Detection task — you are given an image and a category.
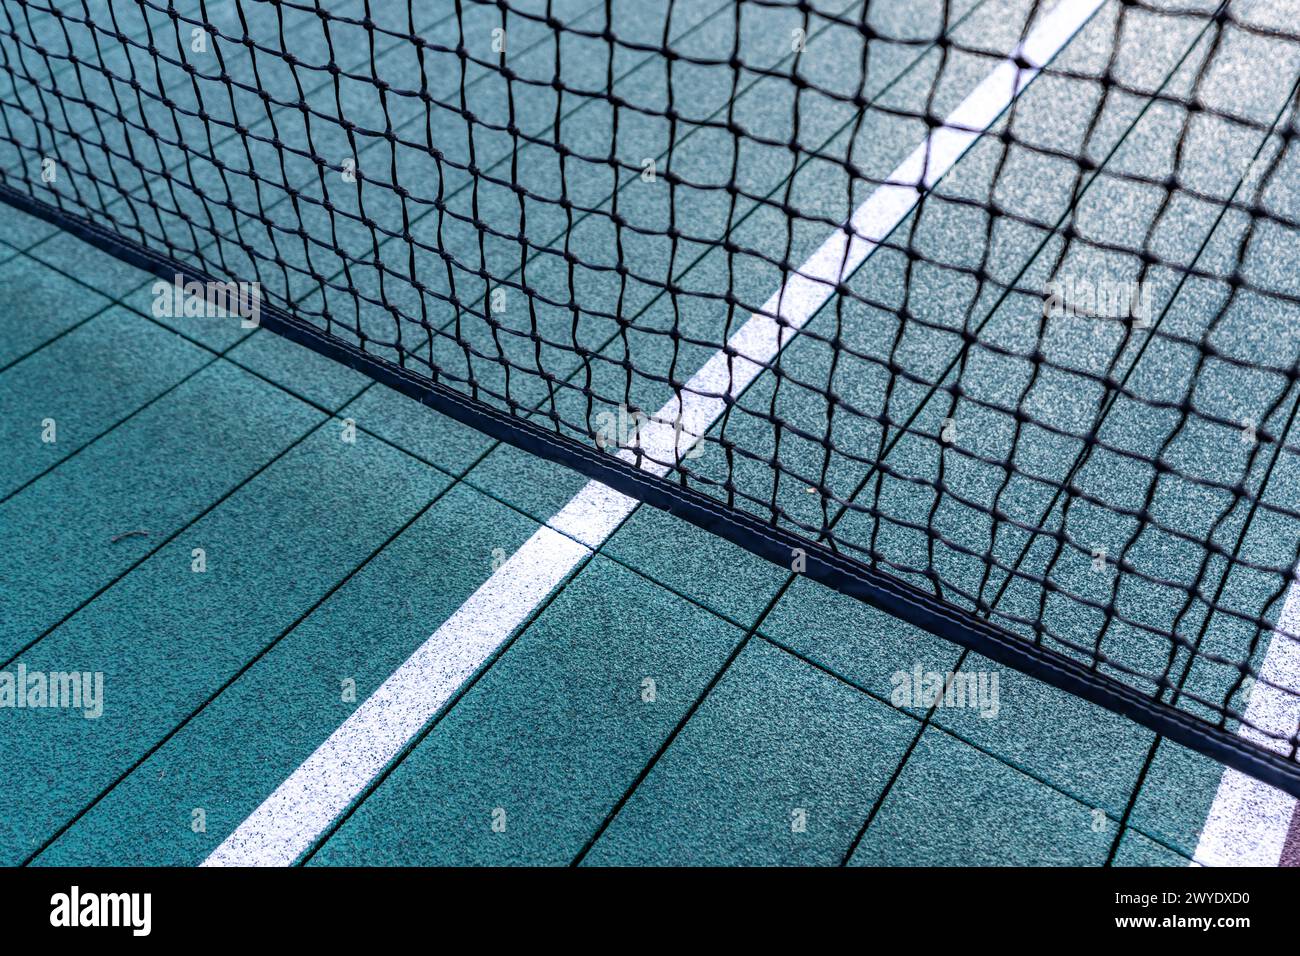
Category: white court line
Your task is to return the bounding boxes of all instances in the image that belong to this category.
[1192,574,1300,866]
[204,0,1108,867]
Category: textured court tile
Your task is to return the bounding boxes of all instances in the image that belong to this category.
[602,505,787,626]
[227,328,371,410]
[2,423,445,865]
[848,728,1113,865]
[0,307,209,497]
[0,205,57,252]
[931,652,1153,818]
[584,637,918,865]
[1111,828,1192,867]
[309,555,743,865]
[0,254,112,366]
[759,575,962,711]
[0,361,319,660]
[1125,739,1226,858]
[338,384,496,478]
[466,440,591,523]
[123,283,258,352]
[36,482,524,866]
[28,230,155,303]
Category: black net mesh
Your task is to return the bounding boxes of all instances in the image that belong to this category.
[4,0,1300,793]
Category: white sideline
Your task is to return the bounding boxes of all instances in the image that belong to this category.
[204,0,1108,866]
[1192,573,1300,866]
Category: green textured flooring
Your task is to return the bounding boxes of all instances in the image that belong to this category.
[0,201,1223,865]
[2,0,1297,866]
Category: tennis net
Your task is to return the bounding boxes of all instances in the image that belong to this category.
[5,0,1300,796]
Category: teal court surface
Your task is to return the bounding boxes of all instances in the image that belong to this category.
[2,0,1300,867]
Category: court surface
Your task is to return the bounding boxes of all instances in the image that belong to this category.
[1,0,1300,865]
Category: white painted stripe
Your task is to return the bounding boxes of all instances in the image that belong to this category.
[634,0,1107,471]
[205,0,1105,866]
[203,524,589,867]
[1193,573,1300,867]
